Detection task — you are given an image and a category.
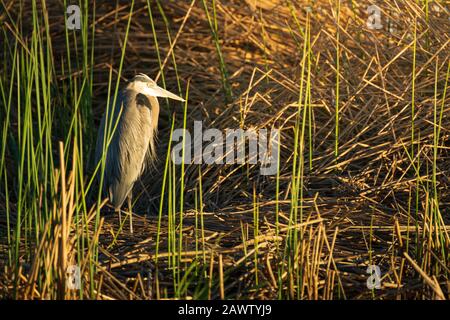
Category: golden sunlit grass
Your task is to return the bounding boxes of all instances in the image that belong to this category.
[0,0,449,299]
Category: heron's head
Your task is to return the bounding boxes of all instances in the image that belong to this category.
[129,73,185,102]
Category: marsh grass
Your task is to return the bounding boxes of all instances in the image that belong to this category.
[0,0,449,299]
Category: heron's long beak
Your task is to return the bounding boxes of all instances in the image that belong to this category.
[146,85,185,102]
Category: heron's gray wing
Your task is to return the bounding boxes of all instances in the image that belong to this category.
[94,91,130,208]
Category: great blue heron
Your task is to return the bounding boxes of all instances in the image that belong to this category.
[95,73,184,230]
